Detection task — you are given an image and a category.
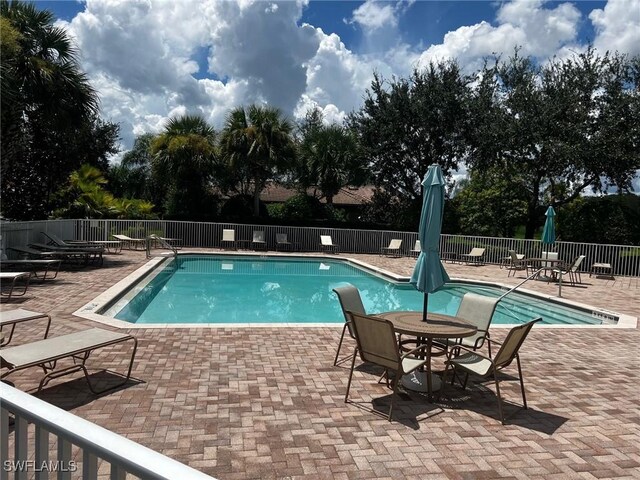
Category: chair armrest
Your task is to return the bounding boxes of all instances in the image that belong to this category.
[400,344,429,360]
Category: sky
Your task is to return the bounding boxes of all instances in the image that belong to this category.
[36,0,640,158]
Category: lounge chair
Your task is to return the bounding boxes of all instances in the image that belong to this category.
[252,230,266,250]
[0,272,31,301]
[275,233,293,251]
[332,285,366,366]
[29,243,103,266]
[440,318,541,424]
[0,309,51,347]
[0,259,61,282]
[344,311,430,422]
[320,235,339,253]
[530,251,559,278]
[42,231,101,249]
[221,229,236,250]
[0,327,138,393]
[552,255,586,285]
[112,234,146,250]
[460,247,485,265]
[506,250,527,277]
[410,240,421,257]
[380,239,402,257]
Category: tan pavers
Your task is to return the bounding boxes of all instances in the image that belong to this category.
[1,249,639,479]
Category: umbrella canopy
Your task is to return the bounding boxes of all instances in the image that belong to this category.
[410,164,450,322]
[541,206,556,254]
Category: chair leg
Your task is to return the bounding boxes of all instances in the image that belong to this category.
[344,347,358,403]
[516,355,528,409]
[493,373,505,424]
[333,323,350,366]
[388,372,400,421]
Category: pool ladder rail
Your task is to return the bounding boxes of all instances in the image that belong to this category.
[146,234,178,259]
[497,267,546,303]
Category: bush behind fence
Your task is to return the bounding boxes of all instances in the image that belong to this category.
[1,219,638,277]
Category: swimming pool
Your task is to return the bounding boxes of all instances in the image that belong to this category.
[102,255,604,326]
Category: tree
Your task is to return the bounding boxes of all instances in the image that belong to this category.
[1,0,106,219]
[466,48,640,238]
[453,167,528,237]
[298,123,366,204]
[150,115,217,220]
[109,133,161,203]
[54,164,155,219]
[219,104,296,217]
[348,61,470,227]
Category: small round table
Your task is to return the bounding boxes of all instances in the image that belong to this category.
[375,312,477,398]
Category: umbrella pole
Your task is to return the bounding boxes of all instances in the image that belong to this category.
[422,293,428,322]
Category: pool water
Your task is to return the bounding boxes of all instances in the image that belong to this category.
[108,255,602,325]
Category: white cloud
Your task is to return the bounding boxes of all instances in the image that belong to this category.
[417,0,581,71]
[52,0,638,162]
[350,1,398,30]
[590,0,640,56]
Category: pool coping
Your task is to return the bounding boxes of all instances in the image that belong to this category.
[74,251,638,329]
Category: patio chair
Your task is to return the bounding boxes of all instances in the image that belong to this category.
[275,233,293,251]
[552,255,586,285]
[440,318,541,424]
[460,247,485,265]
[380,239,402,257]
[320,235,339,253]
[437,292,500,357]
[344,311,430,422]
[0,327,138,394]
[0,272,31,301]
[252,230,266,250]
[112,234,146,250]
[506,250,527,277]
[410,240,421,257]
[332,285,366,366]
[0,309,51,347]
[221,229,236,250]
[0,259,61,282]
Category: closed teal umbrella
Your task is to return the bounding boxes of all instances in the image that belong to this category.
[541,206,556,247]
[410,164,450,322]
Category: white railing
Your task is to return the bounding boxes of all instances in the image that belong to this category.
[0,382,216,480]
[1,219,638,277]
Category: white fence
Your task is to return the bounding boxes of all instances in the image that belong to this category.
[0,382,216,480]
[1,219,638,277]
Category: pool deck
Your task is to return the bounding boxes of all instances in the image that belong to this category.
[2,249,639,479]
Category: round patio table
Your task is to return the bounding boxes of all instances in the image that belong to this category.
[375,311,476,399]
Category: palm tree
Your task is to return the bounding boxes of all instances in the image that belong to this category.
[220,104,295,216]
[1,0,99,219]
[298,124,365,204]
[150,115,217,220]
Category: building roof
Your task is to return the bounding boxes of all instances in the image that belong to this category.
[260,183,375,206]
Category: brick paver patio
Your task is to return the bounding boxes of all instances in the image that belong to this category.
[2,250,639,479]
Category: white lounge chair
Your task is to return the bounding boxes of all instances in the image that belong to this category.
[112,234,146,250]
[0,327,138,393]
[410,240,421,257]
[320,235,339,253]
[0,272,31,301]
[276,233,293,251]
[460,247,486,265]
[380,239,402,257]
[252,230,266,250]
[221,229,236,250]
[0,309,51,347]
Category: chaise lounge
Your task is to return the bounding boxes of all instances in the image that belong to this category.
[0,327,138,393]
